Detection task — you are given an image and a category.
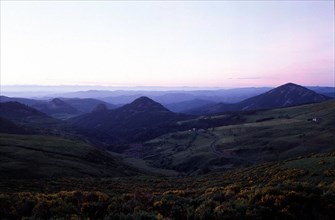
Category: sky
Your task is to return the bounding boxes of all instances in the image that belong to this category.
[1,1,334,88]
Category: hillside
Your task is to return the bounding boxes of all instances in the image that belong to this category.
[0,133,140,179]
[190,83,329,115]
[0,101,48,118]
[0,101,78,136]
[0,117,33,135]
[1,151,334,219]
[139,100,335,174]
[68,97,194,149]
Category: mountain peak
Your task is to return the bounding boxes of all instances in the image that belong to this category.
[277,82,304,89]
[269,83,317,96]
[282,82,299,86]
[51,98,67,106]
[132,96,155,103]
[243,83,328,110]
[127,96,169,111]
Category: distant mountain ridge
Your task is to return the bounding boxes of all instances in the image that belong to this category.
[32,98,80,117]
[2,85,332,110]
[189,83,330,115]
[0,96,40,106]
[47,87,273,104]
[0,96,116,118]
[307,86,335,98]
[59,97,116,112]
[164,99,216,113]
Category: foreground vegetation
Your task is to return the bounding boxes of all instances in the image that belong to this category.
[1,152,335,219]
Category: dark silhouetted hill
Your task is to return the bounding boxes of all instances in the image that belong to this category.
[0,101,78,136]
[68,97,193,149]
[0,101,49,118]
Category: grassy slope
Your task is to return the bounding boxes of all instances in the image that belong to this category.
[0,133,140,179]
[108,151,179,176]
[0,152,334,219]
[141,101,335,173]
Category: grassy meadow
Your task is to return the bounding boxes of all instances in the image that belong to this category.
[140,101,335,173]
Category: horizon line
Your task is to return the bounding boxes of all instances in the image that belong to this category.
[1,83,334,89]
